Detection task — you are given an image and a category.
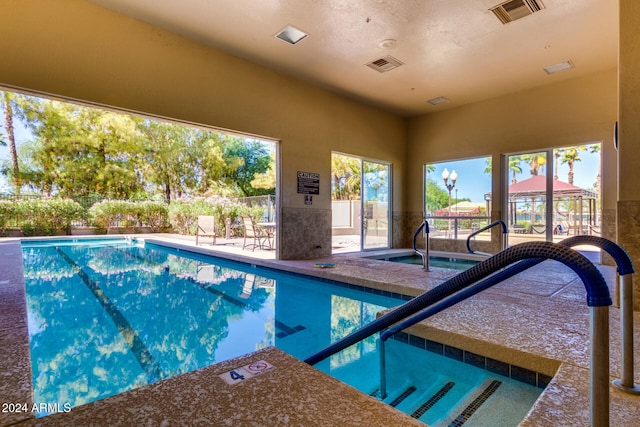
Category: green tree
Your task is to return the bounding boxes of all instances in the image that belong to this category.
[425,177,449,212]
[250,150,276,192]
[138,121,225,201]
[15,97,146,198]
[332,154,360,200]
[220,137,272,196]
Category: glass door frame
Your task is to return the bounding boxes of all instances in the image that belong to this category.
[360,158,392,251]
[501,149,554,244]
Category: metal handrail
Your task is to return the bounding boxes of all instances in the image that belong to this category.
[380,235,637,405]
[466,219,508,256]
[412,220,430,270]
[304,241,612,427]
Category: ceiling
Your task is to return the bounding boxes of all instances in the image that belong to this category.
[89,0,618,117]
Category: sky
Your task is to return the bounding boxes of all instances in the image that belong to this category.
[1,103,602,200]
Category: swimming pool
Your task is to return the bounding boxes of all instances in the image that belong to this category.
[22,238,542,424]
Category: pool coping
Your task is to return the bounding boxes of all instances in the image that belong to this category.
[2,236,640,426]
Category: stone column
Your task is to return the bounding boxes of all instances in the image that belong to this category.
[617,0,640,311]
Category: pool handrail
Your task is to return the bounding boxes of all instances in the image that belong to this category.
[412,219,430,270]
[382,235,632,340]
[466,219,508,257]
[304,241,612,427]
[379,235,638,402]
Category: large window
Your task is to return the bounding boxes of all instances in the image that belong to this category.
[424,156,492,240]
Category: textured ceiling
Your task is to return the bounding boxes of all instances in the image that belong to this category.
[90,0,618,117]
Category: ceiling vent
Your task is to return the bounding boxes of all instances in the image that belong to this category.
[366,56,404,73]
[490,0,544,24]
[427,96,450,106]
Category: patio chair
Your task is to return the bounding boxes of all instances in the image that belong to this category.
[196,215,216,245]
[241,215,270,251]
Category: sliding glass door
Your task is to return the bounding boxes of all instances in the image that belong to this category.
[504,144,601,246]
[331,153,391,253]
[362,160,391,250]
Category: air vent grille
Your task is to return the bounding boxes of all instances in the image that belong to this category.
[490,0,544,24]
[366,56,404,73]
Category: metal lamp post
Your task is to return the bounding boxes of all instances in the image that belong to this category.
[442,168,457,237]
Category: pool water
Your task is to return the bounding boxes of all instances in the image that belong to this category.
[22,238,542,424]
[22,239,401,413]
[385,254,479,270]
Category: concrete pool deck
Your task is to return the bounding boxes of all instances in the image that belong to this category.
[1,235,640,426]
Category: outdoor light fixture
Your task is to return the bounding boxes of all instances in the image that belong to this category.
[442,168,457,186]
[442,168,458,237]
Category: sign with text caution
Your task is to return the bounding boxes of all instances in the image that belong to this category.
[297,171,320,195]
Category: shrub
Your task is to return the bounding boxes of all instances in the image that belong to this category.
[167,199,216,235]
[138,201,169,232]
[89,200,125,231]
[88,200,169,233]
[17,199,84,236]
[0,200,16,236]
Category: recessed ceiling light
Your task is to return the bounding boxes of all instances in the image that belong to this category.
[543,60,575,74]
[427,96,450,105]
[275,25,308,45]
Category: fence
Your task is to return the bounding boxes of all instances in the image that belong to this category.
[236,195,276,222]
[427,215,492,240]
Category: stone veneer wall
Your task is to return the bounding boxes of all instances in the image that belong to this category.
[279,207,332,260]
[600,208,617,267]
[616,201,640,311]
[393,211,424,248]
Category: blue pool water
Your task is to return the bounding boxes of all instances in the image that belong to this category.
[22,238,542,425]
[22,239,402,411]
[384,254,479,270]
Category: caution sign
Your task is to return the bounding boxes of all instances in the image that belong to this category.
[219,360,275,385]
[297,171,320,195]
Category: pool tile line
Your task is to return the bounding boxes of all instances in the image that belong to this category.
[388,385,417,407]
[274,320,306,339]
[410,381,455,419]
[392,331,551,389]
[54,247,165,383]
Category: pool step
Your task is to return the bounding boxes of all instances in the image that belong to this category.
[382,378,503,426]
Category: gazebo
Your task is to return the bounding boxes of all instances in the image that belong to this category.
[485,175,598,234]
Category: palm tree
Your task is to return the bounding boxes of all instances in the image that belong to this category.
[521,152,546,176]
[484,156,523,183]
[508,156,523,184]
[1,91,21,193]
[560,146,586,185]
